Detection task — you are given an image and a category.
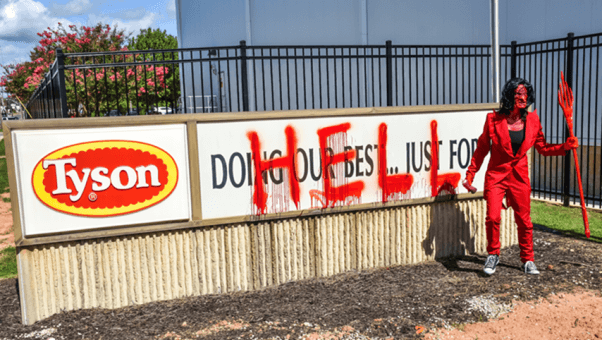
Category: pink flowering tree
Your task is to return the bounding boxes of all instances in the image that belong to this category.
[0,63,31,102]
[66,54,174,116]
[1,23,181,117]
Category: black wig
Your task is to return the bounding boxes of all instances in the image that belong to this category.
[499,78,534,120]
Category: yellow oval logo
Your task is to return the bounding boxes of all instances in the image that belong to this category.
[32,140,178,217]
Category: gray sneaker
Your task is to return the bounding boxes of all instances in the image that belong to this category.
[522,261,540,275]
[483,255,499,275]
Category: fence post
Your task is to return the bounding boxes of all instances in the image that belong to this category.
[510,40,517,79]
[562,33,575,207]
[239,40,250,112]
[385,40,393,106]
[55,48,69,118]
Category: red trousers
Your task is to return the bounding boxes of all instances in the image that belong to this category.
[485,173,534,263]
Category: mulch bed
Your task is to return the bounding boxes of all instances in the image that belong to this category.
[1,225,601,339]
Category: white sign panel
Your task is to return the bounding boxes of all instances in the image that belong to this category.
[198,111,490,220]
[13,124,191,236]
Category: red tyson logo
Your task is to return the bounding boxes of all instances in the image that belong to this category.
[32,141,178,217]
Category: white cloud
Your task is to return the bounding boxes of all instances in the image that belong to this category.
[0,44,27,55]
[0,0,176,67]
[50,0,93,17]
[101,6,150,21]
[0,41,35,67]
[0,0,72,42]
[166,0,175,20]
[87,12,158,36]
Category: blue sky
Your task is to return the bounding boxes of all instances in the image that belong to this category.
[0,0,177,67]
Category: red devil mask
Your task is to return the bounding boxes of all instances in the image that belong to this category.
[514,84,528,110]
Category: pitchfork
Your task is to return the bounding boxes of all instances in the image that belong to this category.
[558,71,590,238]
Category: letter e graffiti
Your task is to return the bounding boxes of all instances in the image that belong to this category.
[317,123,364,207]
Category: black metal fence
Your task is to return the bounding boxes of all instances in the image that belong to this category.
[512,33,602,209]
[27,41,503,117]
[25,50,69,119]
[24,33,602,209]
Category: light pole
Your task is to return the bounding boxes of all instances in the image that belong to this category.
[490,0,500,103]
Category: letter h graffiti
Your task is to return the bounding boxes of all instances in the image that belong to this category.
[247,126,300,215]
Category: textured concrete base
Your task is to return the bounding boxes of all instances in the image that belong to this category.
[17,199,516,324]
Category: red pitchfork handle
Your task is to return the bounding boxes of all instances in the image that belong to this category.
[558,71,590,238]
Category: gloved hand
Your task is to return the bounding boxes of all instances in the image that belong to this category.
[564,136,579,151]
[462,179,477,194]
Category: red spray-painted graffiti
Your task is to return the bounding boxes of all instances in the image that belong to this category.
[430,120,461,196]
[315,123,365,208]
[246,120,462,215]
[378,123,413,203]
[247,125,300,215]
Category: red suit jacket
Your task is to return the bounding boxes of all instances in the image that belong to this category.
[466,110,566,190]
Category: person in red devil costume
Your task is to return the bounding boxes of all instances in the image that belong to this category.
[463,78,578,275]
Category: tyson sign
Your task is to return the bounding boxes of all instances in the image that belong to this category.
[11,124,191,237]
[32,141,178,217]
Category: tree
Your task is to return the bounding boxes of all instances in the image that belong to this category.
[127,28,180,113]
[129,28,178,51]
[1,23,129,104]
[0,23,181,117]
[1,63,31,102]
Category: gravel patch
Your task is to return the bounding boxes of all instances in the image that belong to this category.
[465,295,513,320]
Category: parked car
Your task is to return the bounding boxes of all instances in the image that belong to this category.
[126,108,141,116]
[105,109,122,117]
[146,106,160,115]
[156,106,173,115]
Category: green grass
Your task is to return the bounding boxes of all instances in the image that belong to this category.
[531,200,602,242]
[0,139,7,194]
[0,158,8,194]
[0,246,17,279]
[0,138,15,279]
